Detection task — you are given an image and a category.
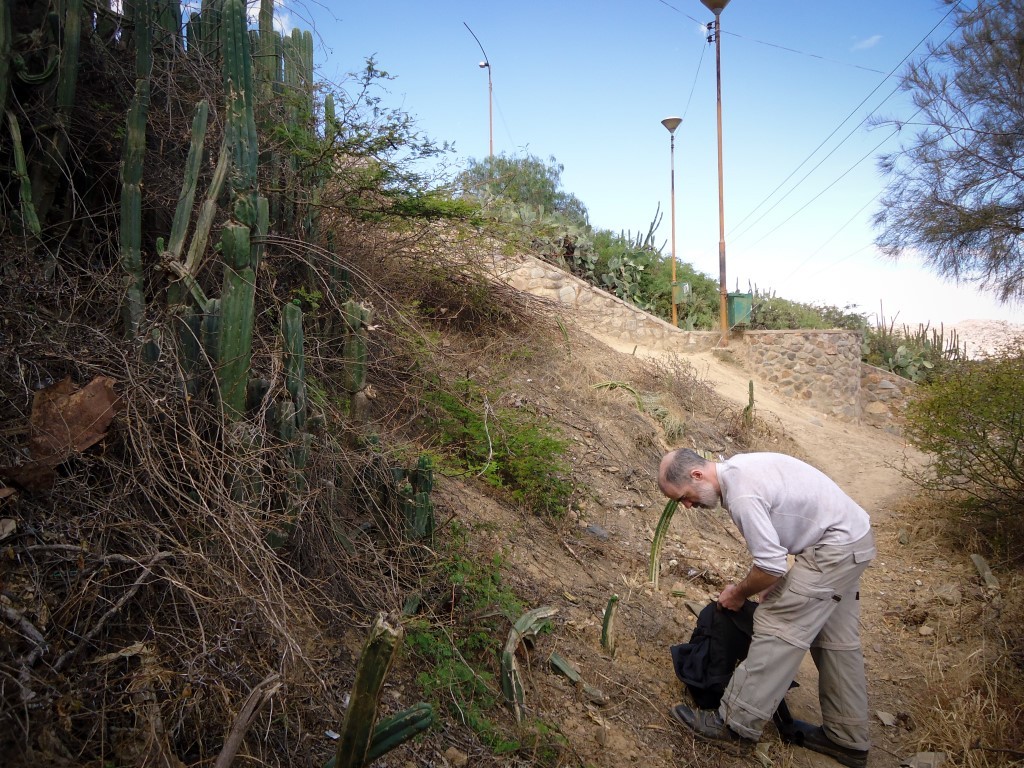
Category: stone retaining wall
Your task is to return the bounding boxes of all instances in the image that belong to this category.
[492,252,911,431]
[493,252,721,353]
[860,364,916,434]
[739,330,863,422]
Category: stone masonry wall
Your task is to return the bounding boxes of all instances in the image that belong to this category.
[492,252,721,353]
[740,330,863,422]
[489,252,910,430]
[860,364,916,434]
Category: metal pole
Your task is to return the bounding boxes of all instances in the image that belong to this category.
[487,66,493,158]
[713,12,728,344]
[464,23,494,158]
[669,131,678,327]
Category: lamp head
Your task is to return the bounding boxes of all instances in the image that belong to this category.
[700,0,731,14]
[661,116,683,134]
[479,61,489,69]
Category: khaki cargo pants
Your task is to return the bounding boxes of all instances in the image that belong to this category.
[719,531,877,750]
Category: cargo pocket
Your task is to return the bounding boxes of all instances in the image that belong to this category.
[853,545,876,564]
[758,579,836,648]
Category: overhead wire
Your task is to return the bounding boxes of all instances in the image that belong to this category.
[728,1,963,243]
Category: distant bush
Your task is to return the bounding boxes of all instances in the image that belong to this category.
[902,340,1024,553]
[748,287,866,332]
[862,313,966,383]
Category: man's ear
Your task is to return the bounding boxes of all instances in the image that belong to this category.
[690,468,703,482]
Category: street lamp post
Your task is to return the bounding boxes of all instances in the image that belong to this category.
[661,116,683,328]
[464,23,493,157]
[480,60,493,157]
[701,0,731,344]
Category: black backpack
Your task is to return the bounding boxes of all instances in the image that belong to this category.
[670,600,758,709]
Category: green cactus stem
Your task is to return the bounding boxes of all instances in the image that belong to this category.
[5,111,40,237]
[342,300,373,423]
[601,594,619,657]
[648,499,678,590]
[282,301,307,429]
[216,224,255,420]
[548,652,581,684]
[0,0,11,117]
[333,614,404,768]
[166,100,209,264]
[223,0,258,228]
[28,0,83,224]
[119,78,151,341]
[500,606,558,722]
[324,703,433,768]
[254,0,275,106]
[182,137,230,278]
[742,379,755,428]
[156,0,182,52]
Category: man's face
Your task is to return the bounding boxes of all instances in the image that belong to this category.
[661,476,719,509]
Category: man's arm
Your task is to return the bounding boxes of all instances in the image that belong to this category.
[717,566,781,611]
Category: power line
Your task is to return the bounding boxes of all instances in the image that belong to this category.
[728,1,963,241]
[726,31,886,75]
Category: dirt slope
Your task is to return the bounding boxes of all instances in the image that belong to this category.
[433,319,978,768]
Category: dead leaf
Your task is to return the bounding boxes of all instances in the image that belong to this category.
[0,376,123,491]
[0,518,15,541]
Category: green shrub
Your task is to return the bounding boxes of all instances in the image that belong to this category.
[902,341,1024,551]
[748,288,867,332]
[422,378,572,516]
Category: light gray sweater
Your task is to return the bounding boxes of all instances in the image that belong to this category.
[717,453,872,576]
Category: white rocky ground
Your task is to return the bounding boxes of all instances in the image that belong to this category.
[946,319,1024,358]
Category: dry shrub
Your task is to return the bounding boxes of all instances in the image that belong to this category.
[906,589,1024,766]
[885,495,1024,766]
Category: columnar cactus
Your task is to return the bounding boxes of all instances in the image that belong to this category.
[342,300,374,424]
[223,0,258,229]
[648,499,679,590]
[282,302,307,429]
[28,0,83,223]
[0,0,11,117]
[166,99,210,266]
[119,78,150,341]
[216,224,255,420]
[333,614,403,768]
[6,112,40,237]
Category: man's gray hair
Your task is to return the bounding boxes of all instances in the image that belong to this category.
[662,449,710,484]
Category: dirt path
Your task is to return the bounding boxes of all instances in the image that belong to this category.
[578,332,930,768]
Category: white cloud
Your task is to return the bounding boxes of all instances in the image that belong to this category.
[850,34,882,51]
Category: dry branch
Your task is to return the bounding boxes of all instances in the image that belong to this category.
[213,673,283,768]
[53,550,175,672]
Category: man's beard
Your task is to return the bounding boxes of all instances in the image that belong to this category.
[691,483,719,509]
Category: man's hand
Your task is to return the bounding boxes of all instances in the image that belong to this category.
[717,566,781,611]
[717,583,747,611]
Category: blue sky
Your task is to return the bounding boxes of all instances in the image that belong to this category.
[281,0,1022,328]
